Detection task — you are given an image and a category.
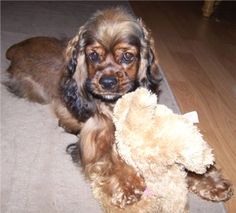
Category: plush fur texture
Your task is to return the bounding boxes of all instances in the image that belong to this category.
[109,88,214,213]
[5,7,233,210]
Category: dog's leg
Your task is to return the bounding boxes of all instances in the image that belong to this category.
[4,72,50,104]
[103,150,146,208]
[187,165,233,201]
[74,115,146,208]
[52,101,83,134]
[5,37,65,104]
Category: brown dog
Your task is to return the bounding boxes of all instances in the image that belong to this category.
[5,7,233,208]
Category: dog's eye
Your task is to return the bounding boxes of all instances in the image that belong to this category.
[88,52,99,63]
[121,52,134,64]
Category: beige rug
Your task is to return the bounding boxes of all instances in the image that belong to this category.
[1,1,226,212]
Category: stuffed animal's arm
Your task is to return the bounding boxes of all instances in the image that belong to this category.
[172,120,214,174]
[155,105,215,174]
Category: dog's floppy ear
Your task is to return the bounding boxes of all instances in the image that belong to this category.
[61,26,96,122]
[65,26,88,88]
[137,19,161,95]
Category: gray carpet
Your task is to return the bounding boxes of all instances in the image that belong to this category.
[1,1,226,212]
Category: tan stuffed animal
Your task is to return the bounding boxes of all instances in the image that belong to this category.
[109,88,214,213]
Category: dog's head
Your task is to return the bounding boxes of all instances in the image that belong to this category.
[62,8,160,122]
[65,8,160,103]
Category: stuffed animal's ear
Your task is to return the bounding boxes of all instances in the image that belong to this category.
[137,19,161,95]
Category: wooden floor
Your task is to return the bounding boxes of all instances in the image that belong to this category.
[131,2,236,212]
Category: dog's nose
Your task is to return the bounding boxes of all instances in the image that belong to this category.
[99,76,118,89]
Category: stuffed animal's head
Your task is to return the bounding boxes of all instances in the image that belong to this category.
[113,88,214,174]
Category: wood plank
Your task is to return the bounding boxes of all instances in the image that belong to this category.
[131,2,236,212]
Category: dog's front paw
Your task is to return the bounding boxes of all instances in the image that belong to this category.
[197,179,233,202]
[187,166,234,202]
[111,172,145,208]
